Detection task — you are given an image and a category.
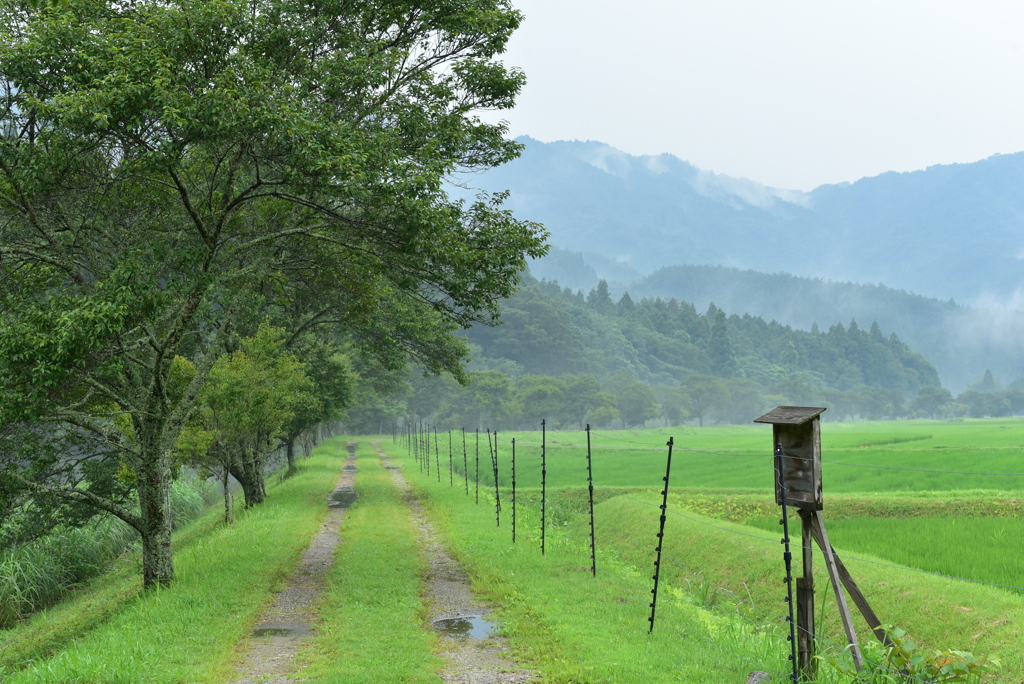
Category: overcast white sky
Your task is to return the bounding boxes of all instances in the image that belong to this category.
[486,1,1024,191]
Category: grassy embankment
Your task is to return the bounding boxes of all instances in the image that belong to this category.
[0,476,217,630]
[398,419,1024,681]
[0,442,346,683]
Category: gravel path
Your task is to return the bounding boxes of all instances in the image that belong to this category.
[376,444,535,684]
[228,445,358,684]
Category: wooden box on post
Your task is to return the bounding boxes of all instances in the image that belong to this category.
[754,406,826,511]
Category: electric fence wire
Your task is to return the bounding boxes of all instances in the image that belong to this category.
[397,459,832,679]
[517,511,786,675]
[397,438,980,683]
[590,431,1024,478]
[593,518,790,624]
[618,495,1024,594]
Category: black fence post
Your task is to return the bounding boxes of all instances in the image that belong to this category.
[434,427,441,483]
[511,437,517,543]
[462,428,469,495]
[475,429,480,505]
[648,436,674,633]
[493,430,501,526]
[776,444,799,683]
[448,430,454,487]
[541,419,547,556]
[586,424,597,577]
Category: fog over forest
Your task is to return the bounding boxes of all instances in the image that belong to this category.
[446,138,1024,395]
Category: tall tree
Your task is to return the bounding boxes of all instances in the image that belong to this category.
[0,0,545,587]
[681,374,728,427]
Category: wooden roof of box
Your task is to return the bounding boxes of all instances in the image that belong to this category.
[753,406,827,426]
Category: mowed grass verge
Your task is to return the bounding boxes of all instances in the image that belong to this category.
[1,441,346,684]
[295,442,443,684]
[392,442,791,684]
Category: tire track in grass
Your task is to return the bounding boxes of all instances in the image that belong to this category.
[228,444,358,684]
[376,444,535,684]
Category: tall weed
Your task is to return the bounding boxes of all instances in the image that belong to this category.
[0,474,215,628]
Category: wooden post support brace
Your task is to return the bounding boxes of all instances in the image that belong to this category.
[809,512,893,649]
[811,511,863,670]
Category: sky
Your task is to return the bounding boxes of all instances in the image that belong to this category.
[484,1,1024,191]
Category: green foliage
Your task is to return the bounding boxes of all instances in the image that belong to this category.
[202,323,314,447]
[1,445,341,683]
[911,386,954,419]
[0,0,546,585]
[821,625,1000,683]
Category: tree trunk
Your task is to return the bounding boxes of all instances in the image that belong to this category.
[135,452,174,588]
[222,467,232,524]
[229,454,266,508]
[286,434,298,477]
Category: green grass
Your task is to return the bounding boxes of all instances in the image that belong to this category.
[393,441,792,684]
[392,418,1024,683]
[295,442,443,683]
[0,442,345,683]
[0,475,216,629]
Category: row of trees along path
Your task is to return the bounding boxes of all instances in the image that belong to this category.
[0,0,545,588]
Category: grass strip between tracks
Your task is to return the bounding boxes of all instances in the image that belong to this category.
[296,441,443,683]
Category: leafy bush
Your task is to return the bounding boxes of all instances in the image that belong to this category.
[821,625,1000,683]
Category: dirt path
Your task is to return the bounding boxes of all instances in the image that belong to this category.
[228,445,358,684]
[376,444,535,684]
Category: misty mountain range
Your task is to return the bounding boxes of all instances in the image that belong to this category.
[460,137,1024,303]
[452,138,1024,392]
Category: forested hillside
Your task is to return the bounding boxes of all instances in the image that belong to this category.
[346,274,942,431]
[530,253,1024,393]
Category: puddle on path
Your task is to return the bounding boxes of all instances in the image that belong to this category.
[252,628,293,637]
[432,615,499,639]
[327,489,358,509]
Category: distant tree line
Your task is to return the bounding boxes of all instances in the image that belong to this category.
[344,274,946,431]
[910,370,1024,420]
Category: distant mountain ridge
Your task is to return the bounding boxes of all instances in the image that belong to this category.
[466,137,1024,303]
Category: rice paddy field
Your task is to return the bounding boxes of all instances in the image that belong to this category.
[432,419,1024,592]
